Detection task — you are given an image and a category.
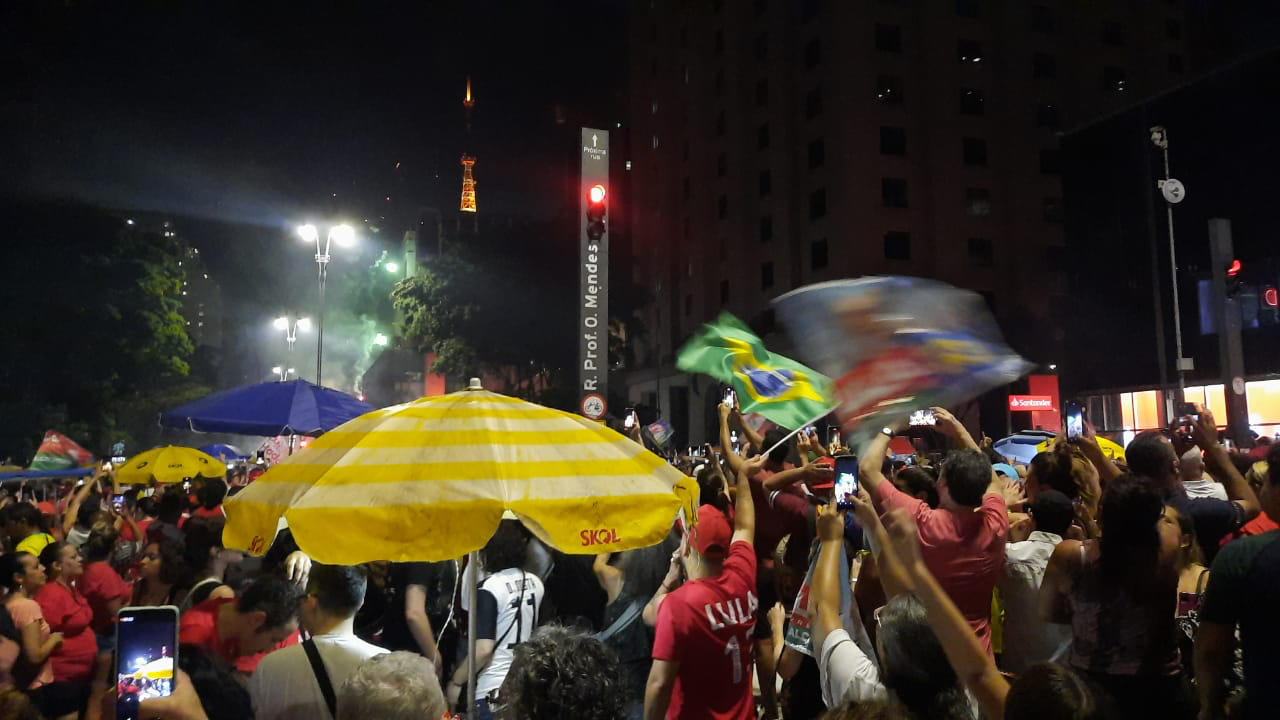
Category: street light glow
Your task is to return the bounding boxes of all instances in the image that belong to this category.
[297,224,319,243]
[296,317,312,332]
[273,317,289,330]
[271,366,283,374]
[385,262,399,274]
[331,224,356,247]
[374,333,389,346]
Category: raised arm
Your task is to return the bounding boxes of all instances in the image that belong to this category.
[810,501,849,653]
[62,472,100,535]
[884,510,1010,720]
[593,553,624,604]
[719,403,746,475]
[763,459,833,492]
[1074,422,1124,488]
[731,455,765,545]
[858,430,892,498]
[1194,407,1260,523]
[931,407,979,452]
[733,405,764,450]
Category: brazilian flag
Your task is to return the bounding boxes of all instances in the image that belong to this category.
[677,313,835,430]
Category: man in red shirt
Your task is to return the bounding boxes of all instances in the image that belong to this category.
[645,454,762,720]
[179,576,303,674]
[861,408,1009,654]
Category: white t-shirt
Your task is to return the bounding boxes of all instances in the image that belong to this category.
[473,568,544,701]
[248,630,387,720]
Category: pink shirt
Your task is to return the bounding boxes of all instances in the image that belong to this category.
[876,482,1008,652]
[652,540,758,719]
[5,597,53,689]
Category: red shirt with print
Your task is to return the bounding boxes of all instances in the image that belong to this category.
[652,540,758,719]
[876,481,1008,653]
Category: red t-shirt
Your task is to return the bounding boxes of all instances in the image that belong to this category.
[120,519,153,543]
[79,561,132,635]
[191,506,223,520]
[33,581,97,683]
[876,482,1008,653]
[652,540,758,719]
[178,598,299,674]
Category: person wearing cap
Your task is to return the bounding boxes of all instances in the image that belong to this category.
[645,454,764,720]
[997,489,1074,673]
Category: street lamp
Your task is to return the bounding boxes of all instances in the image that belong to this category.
[297,223,356,384]
[384,262,399,274]
[373,332,389,347]
[274,316,311,352]
[270,366,296,382]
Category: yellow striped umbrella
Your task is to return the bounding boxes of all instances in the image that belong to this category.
[117,446,225,485]
[223,388,684,565]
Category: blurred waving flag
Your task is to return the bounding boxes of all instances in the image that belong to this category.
[677,313,835,430]
[773,277,1031,451]
[29,430,95,470]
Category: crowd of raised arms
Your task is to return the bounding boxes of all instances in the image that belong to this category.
[0,399,1274,720]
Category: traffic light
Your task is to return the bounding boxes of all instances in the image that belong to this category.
[586,184,607,241]
[1226,259,1243,298]
[1265,287,1278,308]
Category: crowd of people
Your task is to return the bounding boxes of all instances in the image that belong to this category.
[0,398,1272,720]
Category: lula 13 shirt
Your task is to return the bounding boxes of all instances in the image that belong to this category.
[652,539,758,720]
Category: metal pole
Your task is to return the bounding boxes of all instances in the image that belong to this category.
[1162,138,1186,398]
[1140,110,1171,414]
[317,262,326,384]
[465,549,478,720]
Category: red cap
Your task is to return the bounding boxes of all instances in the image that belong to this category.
[691,504,733,560]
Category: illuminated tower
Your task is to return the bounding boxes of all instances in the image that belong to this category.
[459,76,477,214]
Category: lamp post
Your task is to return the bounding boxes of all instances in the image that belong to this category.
[270,366,297,382]
[273,316,311,353]
[297,223,356,384]
[1150,126,1187,401]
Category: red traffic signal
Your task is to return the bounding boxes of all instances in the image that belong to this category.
[588,184,606,205]
[1265,287,1278,308]
[586,183,607,241]
[1227,259,1242,278]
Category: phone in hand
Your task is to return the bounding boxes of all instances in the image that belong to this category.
[730,430,740,454]
[827,427,841,448]
[834,455,859,510]
[115,605,179,720]
[909,409,936,426]
[1175,402,1199,422]
[1064,401,1085,440]
[623,409,637,430]
[112,494,126,511]
[723,387,737,408]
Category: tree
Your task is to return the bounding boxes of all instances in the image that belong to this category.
[0,201,196,461]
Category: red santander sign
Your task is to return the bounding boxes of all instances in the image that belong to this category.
[1009,395,1053,411]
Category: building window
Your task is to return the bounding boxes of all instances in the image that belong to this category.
[960,88,985,115]
[720,279,730,304]
[1033,53,1057,79]
[1031,4,1054,33]
[756,33,768,61]
[1168,54,1184,73]
[876,23,902,53]
[1103,66,1126,92]
[967,237,994,267]
[1037,103,1060,128]
[882,178,908,208]
[1101,21,1125,46]
[717,152,728,177]
[956,0,980,19]
[1166,18,1181,39]
[1043,197,1063,224]
[884,231,911,261]
[962,137,987,166]
[804,37,823,68]
[1040,148,1061,174]
[761,262,774,289]
[760,216,773,242]
[809,138,825,168]
[812,238,829,269]
[810,188,827,219]
[759,170,772,196]
[716,111,726,136]
[880,126,907,156]
[958,38,983,64]
[718,195,728,219]
[877,74,904,104]
[756,79,768,106]
[758,123,770,149]
[805,87,823,119]
[966,187,991,217]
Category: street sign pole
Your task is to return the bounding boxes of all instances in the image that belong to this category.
[579,128,609,420]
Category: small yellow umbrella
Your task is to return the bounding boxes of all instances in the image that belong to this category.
[117,446,224,485]
[1036,435,1126,461]
[223,387,684,565]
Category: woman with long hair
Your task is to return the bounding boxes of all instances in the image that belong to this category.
[1040,474,1193,718]
[0,553,61,712]
[78,524,132,648]
[131,539,189,607]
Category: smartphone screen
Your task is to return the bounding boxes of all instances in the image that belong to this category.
[1175,402,1199,422]
[730,430,740,453]
[723,388,737,407]
[112,494,126,510]
[909,409,936,426]
[834,455,859,509]
[827,427,841,448]
[623,409,636,429]
[115,606,179,720]
[1064,402,1084,440]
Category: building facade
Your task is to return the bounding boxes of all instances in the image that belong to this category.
[623,0,1190,443]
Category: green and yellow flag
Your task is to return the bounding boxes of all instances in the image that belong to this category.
[677,313,835,430]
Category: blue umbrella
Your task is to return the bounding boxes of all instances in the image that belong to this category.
[160,379,373,437]
[992,431,1057,465]
[198,443,248,460]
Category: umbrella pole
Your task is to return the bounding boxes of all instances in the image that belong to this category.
[465,549,478,719]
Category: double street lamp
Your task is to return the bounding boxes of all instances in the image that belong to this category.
[297,223,356,384]
[271,366,297,382]
[273,316,311,352]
